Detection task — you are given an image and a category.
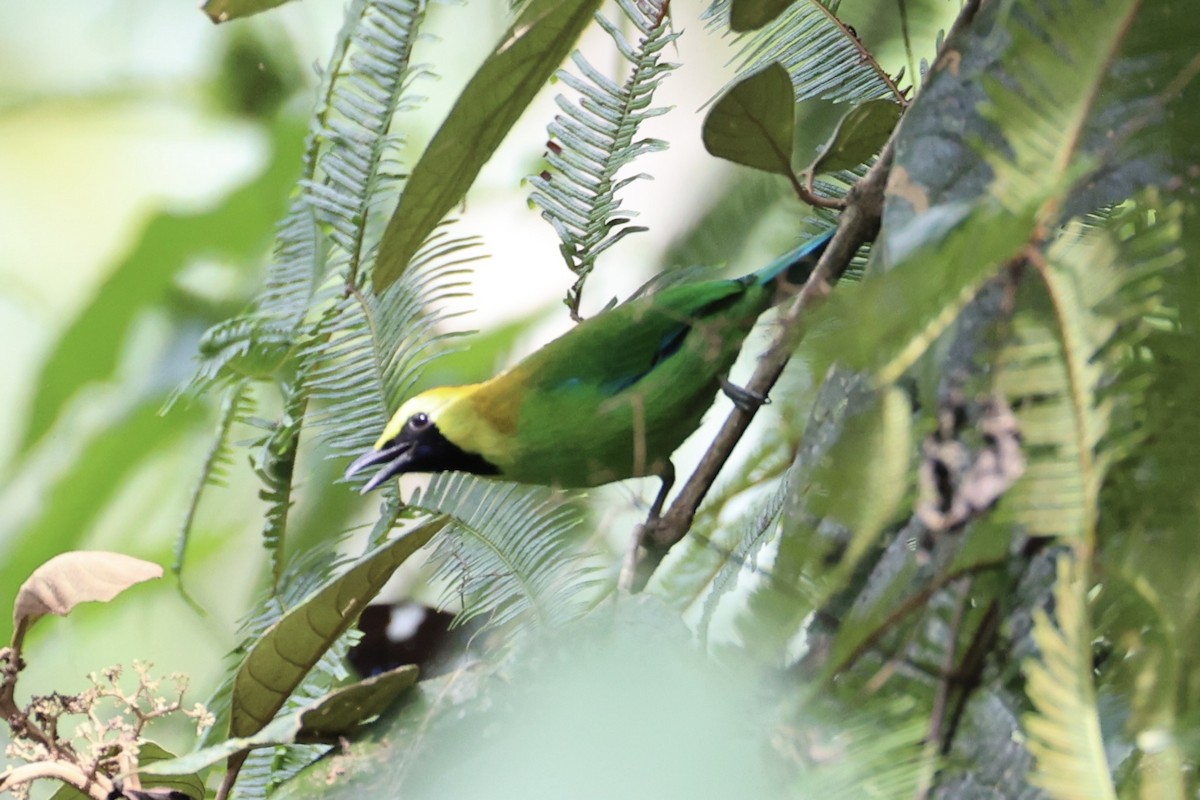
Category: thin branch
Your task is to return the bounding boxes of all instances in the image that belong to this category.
[629,0,988,574]
[915,578,971,800]
[0,761,112,800]
[639,140,892,554]
[825,558,1007,678]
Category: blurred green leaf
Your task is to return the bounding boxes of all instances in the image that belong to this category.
[807,98,903,176]
[372,0,603,291]
[0,397,206,643]
[203,0,293,23]
[1024,555,1117,800]
[19,117,306,456]
[812,204,1035,386]
[702,62,795,175]
[807,386,911,572]
[229,518,444,738]
[730,0,793,32]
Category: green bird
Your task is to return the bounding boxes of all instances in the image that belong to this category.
[345,229,834,515]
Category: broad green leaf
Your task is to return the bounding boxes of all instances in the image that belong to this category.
[203,0,292,23]
[135,742,208,800]
[1024,555,1116,800]
[146,666,419,776]
[702,62,795,175]
[298,665,419,739]
[729,0,793,32]
[371,0,603,291]
[0,397,206,644]
[229,518,445,737]
[807,98,903,176]
[19,117,305,455]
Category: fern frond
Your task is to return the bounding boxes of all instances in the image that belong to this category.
[173,381,254,577]
[248,382,308,588]
[527,0,678,317]
[300,232,478,474]
[980,0,1139,213]
[730,2,902,104]
[413,473,597,629]
[795,709,926,799]
[995,203,1181,546]
[304,0,429,289]
[178,0,429,399]
[1023,554,1116,800]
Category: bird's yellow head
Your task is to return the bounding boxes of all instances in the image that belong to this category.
[344,385,499,493]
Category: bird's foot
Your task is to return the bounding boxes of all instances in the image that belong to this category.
[719,376,770,412]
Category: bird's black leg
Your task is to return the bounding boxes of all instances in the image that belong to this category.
[719,375,770,412]
[620,462,676,592]
[647,461,676,520]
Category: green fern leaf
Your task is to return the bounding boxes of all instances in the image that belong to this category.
[528,0,678,315]
[1023,554,1116,800]
[996,205,1181,545]
[413,472,599,629]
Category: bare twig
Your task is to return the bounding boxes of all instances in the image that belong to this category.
[915,578,971,800]
[640,142,892,556]
[627,0,991,581]
[0,761,113,800]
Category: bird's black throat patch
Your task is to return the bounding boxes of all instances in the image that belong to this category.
[409,422,501,477]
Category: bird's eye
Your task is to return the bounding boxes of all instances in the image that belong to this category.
[408,412,430,431]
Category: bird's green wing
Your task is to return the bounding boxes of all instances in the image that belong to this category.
[516,276,760,396]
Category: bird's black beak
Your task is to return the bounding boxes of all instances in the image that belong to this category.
[344,438,414,494]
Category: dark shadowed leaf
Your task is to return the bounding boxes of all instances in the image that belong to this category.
[808,98,903,176]
[202,0,293,23]
[702,62,795,175]
[729,0,794,32]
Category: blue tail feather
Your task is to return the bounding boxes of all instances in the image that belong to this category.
[752,228,836,288]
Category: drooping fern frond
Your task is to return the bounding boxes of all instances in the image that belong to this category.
[1022,554,1116,800]
[173,380,253,578]
[527,0,678,318]
[179,0,429,398]
[994,203,1181,547]
[413,472,598,629]
[248,381,308,588]
[979,0,1140,215]
[723,1,904,104]
[301,232,478,473]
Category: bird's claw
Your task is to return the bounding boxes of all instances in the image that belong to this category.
[719,376,769,411]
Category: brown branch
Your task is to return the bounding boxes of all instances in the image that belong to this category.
[626,0,992,582]
[915,578,971,800]
[0,761,113,800]
[825,558,1007,678]
[639,141,892,555]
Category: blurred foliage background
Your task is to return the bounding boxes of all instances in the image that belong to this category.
[1,0,1197,798]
